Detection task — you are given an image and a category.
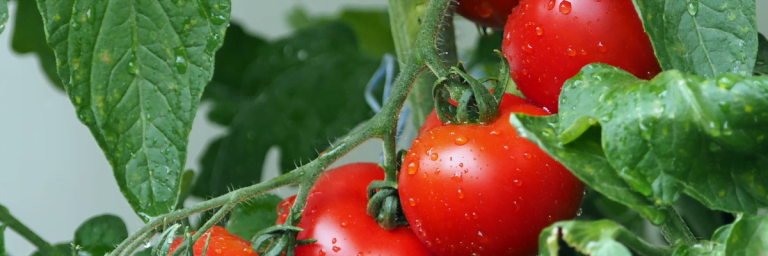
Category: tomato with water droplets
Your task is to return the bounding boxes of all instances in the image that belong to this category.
[400,94,584,256]
[168,226,256,256]
[502,0,661,113]
[456,0,521,29]
[275,163,433,256]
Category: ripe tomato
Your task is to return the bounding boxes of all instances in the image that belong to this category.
[399,93,584,256]
[168,226,256,256]
[456,0,521,29]
[275,163,433,256]
[501,0,661,113]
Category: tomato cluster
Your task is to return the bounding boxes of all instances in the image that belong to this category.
[172,0,661,255]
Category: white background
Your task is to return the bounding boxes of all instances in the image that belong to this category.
[1,0,767,255]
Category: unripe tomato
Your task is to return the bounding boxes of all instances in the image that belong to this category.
[400,94,584,256]
[502,0,661,112]
[456,0,521,29]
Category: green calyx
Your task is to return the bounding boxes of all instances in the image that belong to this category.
[366,180,408,230]
[433,51,510,124]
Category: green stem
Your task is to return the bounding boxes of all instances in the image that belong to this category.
[616,227,673,256]
[0,205,65,256]
[167,201,236,256]
[659,207,697,246]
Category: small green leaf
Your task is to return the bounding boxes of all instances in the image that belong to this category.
[0,0,7,34]
[36,0,231,221]
[31,243,73,256]
[515,64,768,215]
[11,0,62,89]
[74,214,128,255]
[724,214,768,255]
[633,0,757,77]
[754,33,768,76]
[510,115,668,224]
[539,220,632,256]
[226,194,282,240]
[193,22,379,197]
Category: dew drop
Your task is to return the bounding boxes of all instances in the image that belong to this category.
[458,188,465,199]
[514,179,523,186]
[451,172,463,182]
[410,198,416,206]
[455,136,468,145]
[431,153,439,161]
[173,47,188,74]
[522,43,533,53]
[566,47,576,57]
[340,221,348,227]
[319,249,326,256]
[523,152,532,159]
[514,201,520,212]
[473,212,478,219]
[547,0,556,10]
[332,238,337,244]
[580,49,587,55]
[332,246,341,252]
[576,208,583,216]
[490,130,501,135]
[435,168,441,175]
[598,42,608,53]
[535,26,543,36]
[423,173,428,179]
[559,1,572,14]
[459,163,464,168]
[407,162,419,175]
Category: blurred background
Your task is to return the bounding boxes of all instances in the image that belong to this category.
[1,0,767,254]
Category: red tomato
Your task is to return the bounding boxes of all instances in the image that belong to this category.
[456,0,521,29]
[276,163,433,256]
[399,93,584,256]
[168,226,256,256]
[502,0,660,113]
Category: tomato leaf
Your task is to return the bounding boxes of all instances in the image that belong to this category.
[193,21,379,197]
[510,115,668,224]
[10,0,62,89]
[633,0,757,77]
[539,220,634,256]
[514,64,768,215]
[74,214,128,255]
[723,214,768,254]
[287,7,394,57]
[226,194,282,241]
[36,0,230,221]
[754,33,768,76]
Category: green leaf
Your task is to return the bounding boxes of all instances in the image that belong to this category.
[515,64,768,215]
[0,224,6,256]
[30,243,73,256]
[539,220,633,256]
[36,0,231,221]
[724,214,768,255]
[754,33,768,76]
[0,0,7,34]
[74,214,128,255]
[11,0,62,89]
[226,194,282,240]
[509,115,668,224]
[176,170,195,209]
[193,21,379,197]
[633,0,757,77]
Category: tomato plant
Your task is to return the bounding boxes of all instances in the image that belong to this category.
[456,0,520,29]
[501,0,661,112]
[1,0,767,256]
[274,163,433,256]
[399,93,584,255]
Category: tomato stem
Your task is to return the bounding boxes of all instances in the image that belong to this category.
[615,226,674,256]
[659,208,697,246]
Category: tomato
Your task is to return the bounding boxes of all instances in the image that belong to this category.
[501,0,661,113]
[456,0,521,29]
[168,226,257,256]
[399,93,584,256]
[275,163,433,256]
[417,93,536,135]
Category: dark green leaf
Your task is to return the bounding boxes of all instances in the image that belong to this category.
[724,214,768,255]
[515,64,768,214]
[193,22,379,197]
[673,195,724,240]
[754,33,768,76]
[226,194,282,240]
[286,7,394,57]
[0,224,6,256]
[30,243,72,256]
[36,0,230,221]
[633,0,757,77]
[176,170,195,209]
[671,240,725,256]
[11,0,62,89]
[509,115,668,224]
[74,214,128,255]
[539,220,632,256]
[0,0,6,34]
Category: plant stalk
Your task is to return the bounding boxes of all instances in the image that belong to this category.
[660,207,697,246]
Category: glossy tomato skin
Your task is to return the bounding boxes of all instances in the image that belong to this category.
[456,0,521,29]
[168,226,257,256]
[275,163,433,256]
[400,94,584,256]
[502,0,661,113]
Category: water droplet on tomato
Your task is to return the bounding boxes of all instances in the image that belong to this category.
[340,221,348,227]
[451,172,463,182]
[512,71,520,80]
[514,179,523,186]
[459,163,464,168]
[458,188,465,199]
[522,69,528,75]
[480,146,485,151]
[522,44,533,53]
[559,1,572,14]
[410,198,416,206]
[587,21,592,25]
[357,252,364,256]
[465,213,470,219]
[332,238,337,244]
[435,168,441,175]
[478,231,484,237]
[455,136,468,145]
[514,201,520,212]
[333,246,341,252]
[423,172,428,179]
[580,49,587,55]
[524,152,532,159]
[490,130,501,135]
[319,249,326,256]
[535,26,543,36]
[413,139,421,145]
[584,189,589,195]
[473,212,478,219]
[598,42,608,53]
[566,47,576,56]
[407,162,418,175]
[547,0,556,10]
[574,16,579,21]
[577,208,583,216]
[430,153,438,161]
